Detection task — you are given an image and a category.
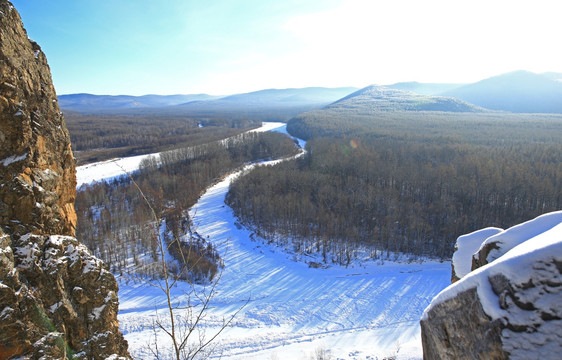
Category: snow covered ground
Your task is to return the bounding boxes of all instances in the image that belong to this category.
[117,164,450,359]
[76,153,156,188]
[77,122,451,359]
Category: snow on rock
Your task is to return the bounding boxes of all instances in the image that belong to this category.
[421,211,562,359]
[472,210,562,270]
[90,303,107,321]
[451,227,502,282]
[49,301,62,313]
[13,233,42,270]
[0,152,27,166]
[7,233,129,357]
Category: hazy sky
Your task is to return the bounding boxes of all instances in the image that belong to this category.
[12,0,562,95]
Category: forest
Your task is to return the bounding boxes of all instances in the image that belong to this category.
[226,111,562,264]
[65,111,260,164]
[75,131,299,281]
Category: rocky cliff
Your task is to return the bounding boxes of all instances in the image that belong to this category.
[0,1,130,358]
[421,211,562,359]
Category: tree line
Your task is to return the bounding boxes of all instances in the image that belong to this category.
[65,112,260,164]
[227,111,562,264]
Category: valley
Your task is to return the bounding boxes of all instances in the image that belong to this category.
[4,2,561,358]
[77,123,451,359]
[72,90,561,359]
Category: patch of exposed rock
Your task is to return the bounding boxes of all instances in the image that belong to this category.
[0,1,130,358]
[421,211,562,360]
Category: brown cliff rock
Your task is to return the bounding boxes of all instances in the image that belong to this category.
[421,287,506,359]
[0,1,76,237]
[0,1,130,358]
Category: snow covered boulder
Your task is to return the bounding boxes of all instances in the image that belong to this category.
[472,211,562,270]
[451,227,503,282]
[421,212,562,359]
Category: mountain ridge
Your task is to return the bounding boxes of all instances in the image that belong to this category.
[60,70,562,115]
[386,81,464,95]
[60,87,359,122]
[442,70,562,113]
[58,93,219,112]
[211,86,359,105]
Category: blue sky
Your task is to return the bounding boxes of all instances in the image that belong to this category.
[12,0,562,95]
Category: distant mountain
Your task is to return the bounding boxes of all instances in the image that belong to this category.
[387,82,464,95]
[442,71,562,113]
[59,88,358,121]
[177,87,358,108]
[164,87,358,121]
[58,93,219,112]
[541,72,562,82]
[326,85,485,113]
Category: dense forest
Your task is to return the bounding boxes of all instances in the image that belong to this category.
[65,112,260,164]
[76,131,299,281]
[227,111,562,264]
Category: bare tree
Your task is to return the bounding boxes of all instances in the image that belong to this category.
[125,168,248,360]
[309,346,334,360]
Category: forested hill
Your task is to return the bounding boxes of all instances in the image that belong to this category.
[325,85,485,113]
[386,81,464,95]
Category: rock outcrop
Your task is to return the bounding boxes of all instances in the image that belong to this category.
[421,211,562,360]
[0,2,76,237]
[0,1,130,358]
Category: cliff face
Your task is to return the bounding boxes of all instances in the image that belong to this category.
[421,212,562,360]
[0,2,76,237]
[0,1,130,358]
